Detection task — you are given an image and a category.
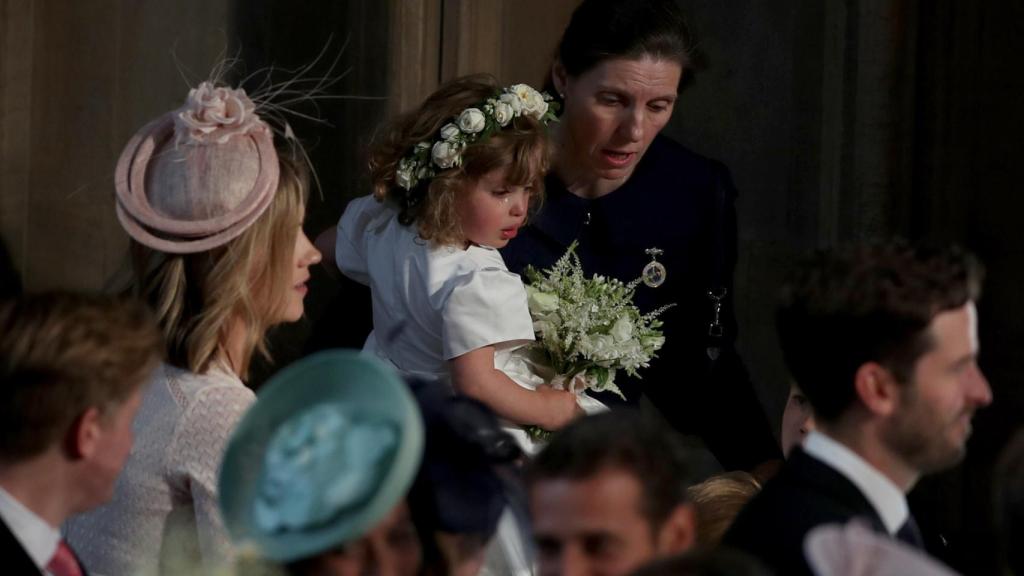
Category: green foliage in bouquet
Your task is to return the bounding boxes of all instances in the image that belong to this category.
[522,241,672,402]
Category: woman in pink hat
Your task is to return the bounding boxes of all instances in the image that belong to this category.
[65,81,321,576]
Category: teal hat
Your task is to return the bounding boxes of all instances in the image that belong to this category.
[218,350,424,562]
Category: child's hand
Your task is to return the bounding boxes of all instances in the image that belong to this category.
[536,384,584,430]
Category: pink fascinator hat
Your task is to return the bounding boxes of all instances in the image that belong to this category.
[804,521,959,576]
[115,82,279,253]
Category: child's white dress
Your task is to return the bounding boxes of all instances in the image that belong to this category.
[336,195,536,381]
[337,195,537,575]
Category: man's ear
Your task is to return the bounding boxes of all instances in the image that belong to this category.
[655,502,697,555]
[66,407,104,460]
[551,60,569,98]
[853,362,900,417]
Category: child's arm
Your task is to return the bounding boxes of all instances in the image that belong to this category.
[450,346,581,430]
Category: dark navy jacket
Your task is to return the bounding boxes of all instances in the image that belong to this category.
[501,134,779,470]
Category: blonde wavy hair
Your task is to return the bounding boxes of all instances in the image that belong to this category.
[129,152,307,380]
[687,471,763,547]
[369,74,551,246]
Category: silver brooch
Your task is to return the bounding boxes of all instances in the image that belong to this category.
[642,247,666,288]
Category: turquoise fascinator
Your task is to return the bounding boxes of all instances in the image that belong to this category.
[218,350,424,562]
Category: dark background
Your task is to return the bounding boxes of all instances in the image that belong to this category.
[1,1,1019,573]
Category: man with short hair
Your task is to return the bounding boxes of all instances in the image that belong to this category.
[0,293,162,576]
[525,412,697,576]
[723,242,992,574]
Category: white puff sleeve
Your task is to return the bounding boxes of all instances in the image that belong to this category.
[336,195,390,285]
[442,265,535,359]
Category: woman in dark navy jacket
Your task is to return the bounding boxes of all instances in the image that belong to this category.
[501,0,780,471]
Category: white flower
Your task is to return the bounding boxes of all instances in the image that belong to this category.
[498,93,523,115]
[527,286,560,313]
[431,140,461,169]
[457,108,486,133]
[175,81,262,145]
[440,123,461,142]
[492,100,515,126]
[642,335,666,351]
[610,316,634,343]
[396,162,416,190]
[510,84,549,119]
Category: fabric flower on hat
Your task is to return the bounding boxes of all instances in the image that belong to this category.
[253,403,398,533]
[175,82,264,146]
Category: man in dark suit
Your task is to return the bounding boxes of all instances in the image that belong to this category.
[0,294,161,576]
[722,242,993,575]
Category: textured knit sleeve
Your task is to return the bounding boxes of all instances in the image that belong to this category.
[442,264,535,359]
[165,382,255,569]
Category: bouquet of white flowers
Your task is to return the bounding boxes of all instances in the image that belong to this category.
[513,242,671,437]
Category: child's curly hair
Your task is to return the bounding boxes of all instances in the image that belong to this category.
[369,75,552,246]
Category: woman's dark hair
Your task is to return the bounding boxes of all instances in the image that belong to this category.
[557,0,695,80]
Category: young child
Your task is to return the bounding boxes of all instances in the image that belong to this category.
[334,75,580,435]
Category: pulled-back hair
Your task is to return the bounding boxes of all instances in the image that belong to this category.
[525,411,695,530]
[687,471,762,547]
[777,241,984,423]
[129,150,307,379]
[557,0,695,80]
[0,293,162,462]
[368,75,551,246]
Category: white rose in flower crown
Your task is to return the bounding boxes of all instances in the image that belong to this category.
[440,123,461,142]
[396,161,416,190]
[457,108,486,134]
[498,93,523,115]
[510,84,549,119]
[431,140,461,169]
[492,100,515,126]
[175,81,262,145]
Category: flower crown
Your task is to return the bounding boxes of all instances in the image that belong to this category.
[395,83,559,191]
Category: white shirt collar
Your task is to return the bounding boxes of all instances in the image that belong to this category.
[0,485,61,570]
[802,430,909,534]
